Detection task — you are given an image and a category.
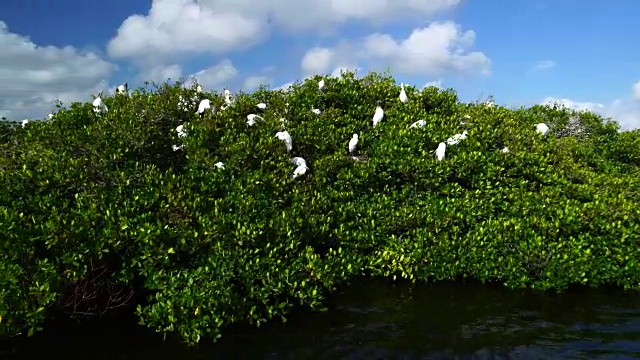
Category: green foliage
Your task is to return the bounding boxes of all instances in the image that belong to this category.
[1,71,640,345]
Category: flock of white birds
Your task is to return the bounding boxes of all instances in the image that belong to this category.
[19,79,552,180]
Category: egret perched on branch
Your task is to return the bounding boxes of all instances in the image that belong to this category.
[535,123,549,136]
[276,131,293,152]
[175,124,187,138]
[214,162,224,169]
[434,142,446,161]
[348,134,358,154]
[197,99,212,116]
[410,120,426,129]
[292,164,309,179]
[319,79,325,90]
[256,102,267,110]
[399,83,408,103]
[116,83,128,95]
[48,114,54,120]
[21,119,28,127]
[446,131,468,146]
[291,157,306,167]
[246,114,264,126]
[93,97,107,114]
[372,106,384,127]
[311,108,321,115]
[172,144,184,151]
[222,89,233,110]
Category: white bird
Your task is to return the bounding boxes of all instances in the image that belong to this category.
[214,162,224,169]
[172,144,184,151]
[399,83,408,103]
[502,146,509,153]
[197,99,212,115]
[435,142,446,161]
[348,134,358,154]
[292,164,309,179]
[47,113,54,120]
[256,102,267,110]
[92,97,107,114]
[276,131,293,152]
[410,120,426,129]
[484,100,494,108]
[224,89,232,105]
[246,114,264,126]
[372,106,384,127]
[176,124,187,138]
[311,108,321,115]
[116,83,128,95]
[21,119,29,127]
[446,131,468,146]
[319,79,325,90]
[535,123,549,136]
[291,157,306,167]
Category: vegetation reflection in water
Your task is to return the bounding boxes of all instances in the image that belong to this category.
[3,279,640,359]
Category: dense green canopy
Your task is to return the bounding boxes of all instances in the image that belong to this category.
[1,71,639,345]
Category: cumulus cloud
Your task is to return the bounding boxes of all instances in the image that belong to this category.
[191,60,238,90]
[300,21,490,77]
[531,60,555,71]
[0,21,115,120]
[541,81,640,130]
[424,80,443,89]
[107,0,461,65]
[243,76,271,91]
[138,64,183,84]
[633,80,640,102]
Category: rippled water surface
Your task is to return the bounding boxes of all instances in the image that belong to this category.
[3,279,640,359]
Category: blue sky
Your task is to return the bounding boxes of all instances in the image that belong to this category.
[2,0,640,129]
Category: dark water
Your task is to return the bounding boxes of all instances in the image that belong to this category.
[3,279,640,359]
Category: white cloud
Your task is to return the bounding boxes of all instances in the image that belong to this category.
[540,97,605,113]
[0,21,115,120]
[243,76,271,91]
[531,60,555,71]
[424,80,443,89]
[107,0,461,65]
[191,60,238,90]
[633,80,640,102]
[541,81,640,131]
[300,21,490,77]
[139,64,183,84]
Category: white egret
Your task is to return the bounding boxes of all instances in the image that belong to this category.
[197,99,212,115]
[319,79,325,90]
[116,83,128,95]
[176,124,187,138]
[409,120,426,129]
[348,134,358,154]
[214,162,224,169]
[92,97,107,114]
[292,164,309,179]
[21,119,28,127]
[502,146,509,153]
[172,144,184,151]
[446,131,468,146]
[224,89,232,105]
[47,114,54,120]
[372,106,384,127]
[399,83,408,103]
[276,131,293,152]
[535,123,549,136]
[291,157,306,167]
[435,142,446,161]
[246,114,264,126]
[256,102,267,110]
[311,108,321,115]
